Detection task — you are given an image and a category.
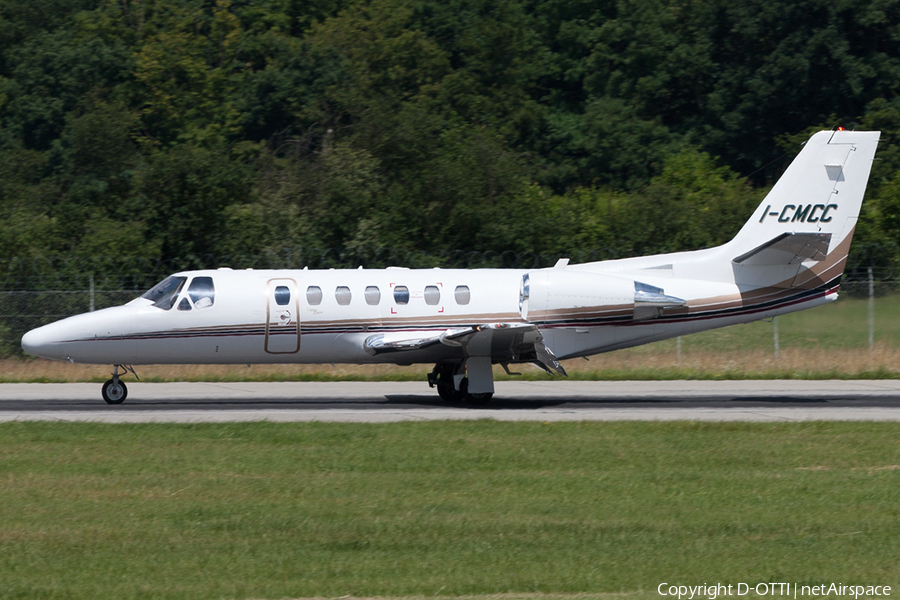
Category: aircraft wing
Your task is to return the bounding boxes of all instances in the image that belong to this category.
[363,322,567,376]
[363,323,532,355]
[363,327,476,354]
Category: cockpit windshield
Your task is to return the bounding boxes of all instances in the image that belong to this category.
[141,276,187,310]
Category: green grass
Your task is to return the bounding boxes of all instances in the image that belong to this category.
[1,421,898,599]
[638,293,895,354]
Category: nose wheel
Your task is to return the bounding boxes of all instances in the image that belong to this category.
[102,379,128,404]
[101,365,137,404]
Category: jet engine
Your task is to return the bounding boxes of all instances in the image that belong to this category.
[519,270,685,323]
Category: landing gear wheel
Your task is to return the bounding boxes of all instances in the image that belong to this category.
[433,363,464,402]
[437,380,464,402]
[102,379,127,404]
[460,378,493,405]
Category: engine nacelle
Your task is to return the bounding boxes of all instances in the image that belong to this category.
[519,270,687,323]
[519,270,635,323]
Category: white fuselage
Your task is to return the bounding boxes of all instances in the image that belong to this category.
[20,261,835,367]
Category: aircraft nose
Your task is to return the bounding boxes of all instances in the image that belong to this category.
[21,323,65,361]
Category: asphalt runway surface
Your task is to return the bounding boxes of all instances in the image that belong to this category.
[2,380,900,422]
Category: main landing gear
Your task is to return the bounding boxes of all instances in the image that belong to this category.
[428,363,493,405]
[102,365,138,405]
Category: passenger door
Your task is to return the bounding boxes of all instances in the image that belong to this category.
[265,278,300,354]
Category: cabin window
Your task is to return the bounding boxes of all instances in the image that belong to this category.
[307,286,322,305]
[142,276,187,310]
[274,285,291,306]
[177,297,192,311]
[393,285,409,305]
[455,285,470,305]
[188,276,215,309]
[365,286,381,305]
[424,285,440,305]
[335,286,352,306]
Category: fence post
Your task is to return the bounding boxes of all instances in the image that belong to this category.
[676,336,682,364]
[868,267,874,351]
[89,275,95,312]
[773,316,780,360]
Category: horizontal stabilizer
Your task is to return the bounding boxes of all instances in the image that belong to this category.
[732,232,832,266]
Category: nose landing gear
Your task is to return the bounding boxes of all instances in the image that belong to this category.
[102,365,138,405]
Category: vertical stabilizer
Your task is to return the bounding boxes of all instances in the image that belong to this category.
[731,130,879,258]
[728,130,879,288]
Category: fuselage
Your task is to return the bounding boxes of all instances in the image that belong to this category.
[21,261,836,367]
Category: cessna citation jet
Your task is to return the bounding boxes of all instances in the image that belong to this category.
[22,130,880,404]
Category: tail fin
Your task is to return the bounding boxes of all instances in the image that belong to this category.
[729,130,879,286]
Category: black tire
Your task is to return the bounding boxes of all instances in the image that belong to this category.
[436,364,464,402]
[102,379,127,404]
[460,378,493,405]
[437,380,464,402]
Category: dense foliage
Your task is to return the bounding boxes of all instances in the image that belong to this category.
[3,0,900,279]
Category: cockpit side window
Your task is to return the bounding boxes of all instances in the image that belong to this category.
[188,277,215,309]
[142,276,187,310]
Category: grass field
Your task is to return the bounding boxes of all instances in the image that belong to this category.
[1,421,898,599]
[3,293,900,382]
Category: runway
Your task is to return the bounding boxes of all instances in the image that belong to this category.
[2,380,900,422]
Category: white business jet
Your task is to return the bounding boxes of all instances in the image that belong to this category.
[22,129,880,404]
